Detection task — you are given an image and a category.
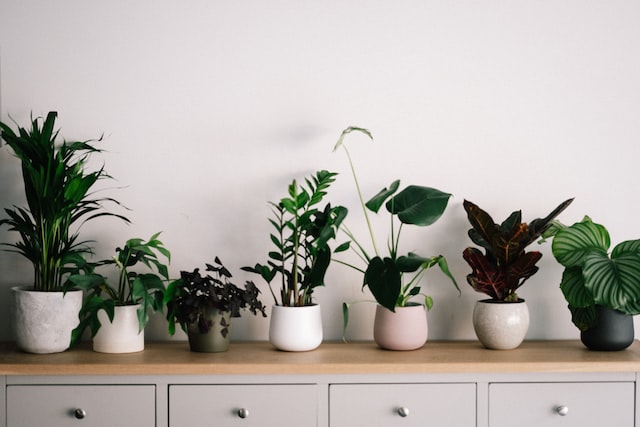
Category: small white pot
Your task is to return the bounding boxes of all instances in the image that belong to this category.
[269,304,323,352]
[13,286,83,354]
[472,299,529,350]
[373,304,428,351]
[93,305,144,353]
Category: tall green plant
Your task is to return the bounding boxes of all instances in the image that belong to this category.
[333,127,460,313]
[0,112,129,291]
[243,170,348,307]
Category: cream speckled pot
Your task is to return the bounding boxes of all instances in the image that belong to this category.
[473,299,529,350]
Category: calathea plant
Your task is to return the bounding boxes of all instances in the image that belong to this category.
[0,112,129,292]
[243,170,348,307]
[164,257,267,337]
[541,216,640,331]
[462,198,573,302]
[334,127,460,317]
[67,232,171,344]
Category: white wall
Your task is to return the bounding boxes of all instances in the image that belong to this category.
[1,0,639,343]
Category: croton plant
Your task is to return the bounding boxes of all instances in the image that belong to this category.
[462,198,574,302]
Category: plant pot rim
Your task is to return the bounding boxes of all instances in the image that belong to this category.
[273,303,319,308]
[12,285,82,293]
[477,298,526,304]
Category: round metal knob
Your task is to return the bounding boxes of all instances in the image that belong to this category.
[556,405,569,416]
[397,407,410,417]
[237,408,249,419]
[74,408,87,419]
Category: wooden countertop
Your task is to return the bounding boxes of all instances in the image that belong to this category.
[1,340,640,376]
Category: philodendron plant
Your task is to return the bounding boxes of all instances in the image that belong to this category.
[334,127,460,318]
[462,198,574,302]
[542,216,640,331]
[243,170,348,307]
[67,232,171,344]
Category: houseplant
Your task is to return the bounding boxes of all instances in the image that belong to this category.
[462,198,573,349]
[68,232,170,353]
[165,257,267,352]
[541,216,640,350]
[0,112,129,353]
[334,127,460,350]
[243,169,348,351]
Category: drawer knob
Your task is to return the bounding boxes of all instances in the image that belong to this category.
[397,407,410,417]
[74,408,87,419]
[237,408,250,419]
[556,405,569,416]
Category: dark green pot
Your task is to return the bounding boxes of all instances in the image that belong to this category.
[186,308,231,353]
[580,305,634,351]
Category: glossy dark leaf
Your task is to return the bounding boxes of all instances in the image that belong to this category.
[386,185,451,226]
[364,256,401,312]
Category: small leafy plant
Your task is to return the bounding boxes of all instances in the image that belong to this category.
[462,198,573,302]
[243,170,348,307]
[334,127,460,315]
[165,257,267,337]
[68,232,171,344]
[0,112,129,292]
[542,216,640,331]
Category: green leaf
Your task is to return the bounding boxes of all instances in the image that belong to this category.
[387,186,451,226]
[365,180,400,213]
[333,126,373,152]
[559,266,594,308]
[583,251,640,313]
[551,218,610,268]
[364,256,401,312]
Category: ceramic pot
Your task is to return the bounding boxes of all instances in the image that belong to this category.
[473,299,529,350]
[93,304,144,353]
[580,305,634,351]
[269,304,323,351]
[373,304,428,351]
[187,308,232,353]
[13,286,83,354]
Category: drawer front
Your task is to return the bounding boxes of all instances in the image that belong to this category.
[169,384,317,427]
[6,385,155,427]
[489,382,635,427]
[330,383,476,427]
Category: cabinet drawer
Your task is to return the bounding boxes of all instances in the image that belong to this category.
[169,384,317,427]
[330,383,476,427]
[6,384,155,427]
[489,382,635,427]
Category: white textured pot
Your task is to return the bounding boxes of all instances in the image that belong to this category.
[269,304,323,352]
[473,299,530,350]
[93,305,144,353]
[373,304,428,351]
[13,286,83,354]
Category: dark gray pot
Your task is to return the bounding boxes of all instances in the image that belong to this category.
[580,305,634,351]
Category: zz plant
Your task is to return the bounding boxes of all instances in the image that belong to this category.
[243,170,348,307]
[334,127,460,315]
[0,112,128,291]
[68,232,171,344]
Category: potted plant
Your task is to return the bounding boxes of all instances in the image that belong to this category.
[334,127,460,350]
[165,257,267,352]
[68,232,170,353]
[462,198,573,349]
[0,112,128,353]
[541,216,640,351]
[243,169,348,351]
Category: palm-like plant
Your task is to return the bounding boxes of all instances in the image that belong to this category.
[0,112,128,291]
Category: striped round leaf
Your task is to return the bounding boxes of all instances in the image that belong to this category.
[583,250,640,314]
[551,219,609,268]
[559,266,594,308]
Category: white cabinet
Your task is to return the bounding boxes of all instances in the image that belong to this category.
[6,384,155,427]
[169,384,317,427]
[489,382,636,427]
[330,383,476,427]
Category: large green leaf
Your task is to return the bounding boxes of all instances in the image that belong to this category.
[386,185,451,226]
[366,180,400,213]
[364,256,401,312]
[551,218,610,268]
[559,266,594,308]
[583,251,640,313]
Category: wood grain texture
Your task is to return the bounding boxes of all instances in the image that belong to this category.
[1,340,639,376]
